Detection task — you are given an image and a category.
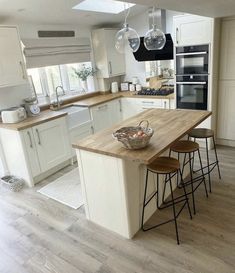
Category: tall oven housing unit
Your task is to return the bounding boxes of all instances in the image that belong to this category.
[173,14,221,147]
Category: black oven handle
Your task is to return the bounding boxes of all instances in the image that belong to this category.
[176,82,207,85]
[176,51,207,56]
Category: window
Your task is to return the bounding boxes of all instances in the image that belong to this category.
[27,62,95,98]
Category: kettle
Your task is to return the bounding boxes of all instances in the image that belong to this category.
[111,82,119,93]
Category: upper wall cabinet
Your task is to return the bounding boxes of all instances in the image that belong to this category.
[0,26,28,88]
[219,19,235,80]
[173,15,213,46]
[92,28,126,78]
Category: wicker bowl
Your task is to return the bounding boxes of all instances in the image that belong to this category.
[112,120,154,150]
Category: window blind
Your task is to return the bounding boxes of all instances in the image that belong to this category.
[23,37,91,68]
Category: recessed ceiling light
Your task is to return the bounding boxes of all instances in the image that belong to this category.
[73,0,135,14]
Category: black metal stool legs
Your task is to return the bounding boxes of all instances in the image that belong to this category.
[212,136,222,180]
[188,152,196,214]
[205,138,212,193]
[197,149,208,198]
[169,174,180,245]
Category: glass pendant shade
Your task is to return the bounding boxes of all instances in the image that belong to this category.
[144,24,166,50]
[115,23,140,54]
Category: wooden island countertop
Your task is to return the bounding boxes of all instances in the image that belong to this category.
[73,109,211,164]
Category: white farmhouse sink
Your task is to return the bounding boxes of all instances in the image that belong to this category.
[58,105,91,130]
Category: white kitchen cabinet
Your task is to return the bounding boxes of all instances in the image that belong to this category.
[70,121,93,156]
[108,99,122,125]
[92,28,126,78]
[173,15,213,46]
[0,117,71,187]
[121,98,140,120]
[0,26,27,87]
[217,81,235,141]
[22,129,41,177]
[219,19,235,80]
[90,99,122,132]
[32,118,71,172]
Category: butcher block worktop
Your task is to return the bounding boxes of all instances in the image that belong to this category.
[0,110,67,131]
[73,109,211,164]
[73,91,174,107]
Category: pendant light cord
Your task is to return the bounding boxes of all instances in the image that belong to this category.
[124,3,130,25]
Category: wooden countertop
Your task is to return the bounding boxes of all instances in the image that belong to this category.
[73,91,174,107]
[72,109,211,164]
[0,110,67,131]
[0,92,174,131]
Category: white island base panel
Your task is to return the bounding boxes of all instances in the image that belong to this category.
[76,147,189,239]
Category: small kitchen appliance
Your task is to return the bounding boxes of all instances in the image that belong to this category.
[1,107,27,124]
[23,97,40,116]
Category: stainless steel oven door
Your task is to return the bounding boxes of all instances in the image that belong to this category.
[176,81,208,110]
[176,52,209,75]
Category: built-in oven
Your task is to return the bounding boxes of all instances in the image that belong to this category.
[176,75,208,110]
[176,45,209,75]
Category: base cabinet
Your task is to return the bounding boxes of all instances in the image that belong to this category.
[31,118,71,172]
[0,117,71,187]
[90,99,122,133]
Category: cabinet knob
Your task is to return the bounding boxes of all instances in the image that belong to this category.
[109,61,112,75]
[176,28,179,44]
[27,131,33,148]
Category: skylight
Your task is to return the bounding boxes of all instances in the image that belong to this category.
[73,0,135,14]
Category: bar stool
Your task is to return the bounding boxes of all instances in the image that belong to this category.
[170,140,208,215]
[141,156,192,244]
[188,128,221,193]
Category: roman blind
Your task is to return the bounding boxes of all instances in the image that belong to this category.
[22,37,91,68]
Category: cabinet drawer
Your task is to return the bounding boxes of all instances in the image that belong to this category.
[136,98,163,108]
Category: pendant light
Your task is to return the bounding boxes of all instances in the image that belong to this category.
[115,4,140,54]
[144,6,166,51]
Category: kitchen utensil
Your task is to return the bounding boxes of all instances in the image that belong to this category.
[111,82,119,93]
[129,84,135,92]
[112,120,154,150]
[24,97,40,116]
[1,107,26,123]
[121,82,129,91]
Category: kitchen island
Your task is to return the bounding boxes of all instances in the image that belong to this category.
[72,109,211,238]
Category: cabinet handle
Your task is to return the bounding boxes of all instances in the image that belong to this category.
[35,129,41,145]
[109,61,112,75]
[91,126,94,134]
[98,104,108,110]
[19,61,26,79]
[27,131,33,148]
[141,101,154,104]
[164,101,167,109]
[176,27,179,44]
[119,100,122,112]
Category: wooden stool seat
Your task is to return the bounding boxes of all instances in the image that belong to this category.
[189,128,214,139]
[171,140,199,153]
[147,156,180,174]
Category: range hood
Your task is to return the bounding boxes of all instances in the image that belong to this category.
[133,9,173,62]
[133,34,173,62]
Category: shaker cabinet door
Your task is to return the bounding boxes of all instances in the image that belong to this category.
[32,117,71,172]
[22,129,41,177]
[217,81,235,140]
[0,26,27,87]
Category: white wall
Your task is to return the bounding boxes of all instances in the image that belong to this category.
[124,9,183,86]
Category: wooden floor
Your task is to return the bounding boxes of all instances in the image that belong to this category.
[0,145,234,273]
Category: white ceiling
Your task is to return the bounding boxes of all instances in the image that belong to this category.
[0,0,235,27]
[0,0,147,26]
[123,0,235,18]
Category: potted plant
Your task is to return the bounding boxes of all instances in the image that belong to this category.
[73,65,96,92]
